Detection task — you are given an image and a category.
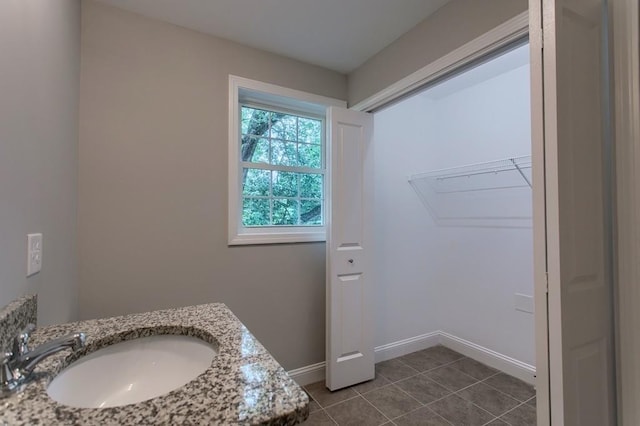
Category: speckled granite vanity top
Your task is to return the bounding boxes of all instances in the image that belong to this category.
[0,303,309,425]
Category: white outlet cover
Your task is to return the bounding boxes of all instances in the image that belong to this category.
[27,233,42,277]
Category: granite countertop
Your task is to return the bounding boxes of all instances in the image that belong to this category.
[0,303,309,425]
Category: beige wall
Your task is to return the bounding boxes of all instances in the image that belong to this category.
[347,0,528,106]
[78,0,347,370]
[78,0,529,370]
[0,0,80,325]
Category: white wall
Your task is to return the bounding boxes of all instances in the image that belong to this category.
[0,0,80,325]
[373,45,535,365]
[373,93,441,347]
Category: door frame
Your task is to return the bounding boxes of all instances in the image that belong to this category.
[612,0,640,424]
[349,9,552,423]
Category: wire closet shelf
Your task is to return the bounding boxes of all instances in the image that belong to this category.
[408,155,533,228]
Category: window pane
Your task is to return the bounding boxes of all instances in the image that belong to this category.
[243,168,270,196]
[271,114,297,141]
[298,143,321,168]
[272,171,298,197]
[241,137,269,163]
[241,107,271,137]
[298,118,321,144]
[242,198,270,226]
[271,140,298,166]
[300,200,322,225]
[273,199,299,225]
[238,105,325,232]
[300,173,322,199]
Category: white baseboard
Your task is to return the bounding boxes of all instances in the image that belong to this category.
[287,361,325,386]
[287,331,536,386]
[374,331,441,363]
[438,332,536,385]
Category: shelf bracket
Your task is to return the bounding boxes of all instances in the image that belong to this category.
[511,158,532,188]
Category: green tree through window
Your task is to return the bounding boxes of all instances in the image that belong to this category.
[241,106,323,227]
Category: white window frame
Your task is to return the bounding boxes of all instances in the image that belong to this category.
[228,75,346,245]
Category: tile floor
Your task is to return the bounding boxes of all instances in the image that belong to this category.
[302,345,536,426]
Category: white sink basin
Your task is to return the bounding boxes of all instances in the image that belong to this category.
[47,334,217,408]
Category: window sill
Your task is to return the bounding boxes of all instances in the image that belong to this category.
[228,230,326,246]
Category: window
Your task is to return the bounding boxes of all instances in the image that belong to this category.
[241,106,324,227]
[228,76,345,245]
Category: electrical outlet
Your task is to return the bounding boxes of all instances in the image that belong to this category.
[27,233,42,277]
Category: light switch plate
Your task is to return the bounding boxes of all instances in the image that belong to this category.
[27,233,42,277]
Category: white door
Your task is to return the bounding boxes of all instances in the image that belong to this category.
[326,106,374,391]
[533,0,616,424]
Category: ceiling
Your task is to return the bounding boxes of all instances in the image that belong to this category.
[96,0,449,73]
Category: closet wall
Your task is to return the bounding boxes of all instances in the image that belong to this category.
[373,45,535,366]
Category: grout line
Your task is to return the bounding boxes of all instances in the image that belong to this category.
[382,357,420,377]
[387,405,425,420]
[426,392,496,426]
[378,355,468,387]
[417,376,506,423]
[359,393,395,424]
[429,410,455,426]
[383,350,524,423]
[408,354,466,371]
[388,404,455,426]
[312,349,534,425]
[480,374,536,403]
[435,414,455,426]
[318,393,361,409]
[450,380,521,420]
[498,399,531,418]
[422,369,479,393]
[422,357,473,377]
[353,379,394,396]
[387,382,428,407]
[356,377,439,424]
[321,407,339,425]
[450,388,500,419]
[307,392,321,408]
[374,371,417,385]
[396,371,485,408]
[483,371,502,380]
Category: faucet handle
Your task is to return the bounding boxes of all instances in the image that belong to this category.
[12,323,35,357]
[0,352,18,391]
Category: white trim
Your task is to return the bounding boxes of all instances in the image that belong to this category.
[613,0,640,424]
[438,332,536,385]
[231,75,346,113]
[529,0,551,423]
[373,331,441,364]
[350,11,529,112]
[287,362,326,387]
[227,75,346,246]
[288,331,536,386]
[229,230,326,246]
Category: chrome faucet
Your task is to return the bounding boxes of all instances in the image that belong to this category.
[0,324,86,396]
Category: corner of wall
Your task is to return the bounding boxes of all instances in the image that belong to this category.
[347,0,528,106]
